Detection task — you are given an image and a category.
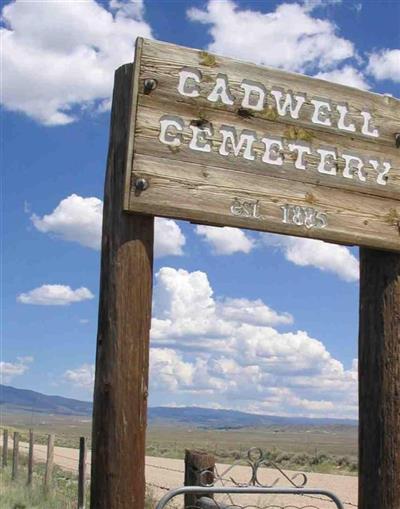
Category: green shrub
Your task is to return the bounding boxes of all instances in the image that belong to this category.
[337,455,351,467]
[291,452,312,465]
[311,452,332,465]
[275,452,293,463]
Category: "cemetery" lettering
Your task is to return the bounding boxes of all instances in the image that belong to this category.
[159,116,391,186]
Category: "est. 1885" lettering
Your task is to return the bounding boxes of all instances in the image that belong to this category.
[281,204,328,229]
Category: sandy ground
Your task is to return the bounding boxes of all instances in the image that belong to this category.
[13,440,358,508]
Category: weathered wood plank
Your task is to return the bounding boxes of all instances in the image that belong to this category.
[134,103,400,200]
[139,38,400,147]
[123,37,143,210]
[359,249,400,509]
[125,38,400,251]
[129,153,400,252]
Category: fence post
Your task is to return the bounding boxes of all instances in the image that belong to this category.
[2,429,8,468]
[44,434,55,491]
[12,432,19,480]
[184,450,215,508]
[27,429,34,486]
[78,437,87,509]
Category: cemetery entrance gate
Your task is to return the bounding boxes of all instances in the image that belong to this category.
[90,39,400,509]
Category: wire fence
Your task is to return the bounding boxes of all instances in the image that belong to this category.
[1,428,88,509]
[1,430,358,508]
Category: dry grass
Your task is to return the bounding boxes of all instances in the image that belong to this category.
[0,452,82,509]
[2,413,358,475]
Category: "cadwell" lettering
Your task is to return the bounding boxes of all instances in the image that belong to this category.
[177,67,380,138]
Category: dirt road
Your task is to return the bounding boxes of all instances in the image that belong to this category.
[15,440,358,508]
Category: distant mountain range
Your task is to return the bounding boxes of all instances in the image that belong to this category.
[1,384,92,416]
[0,384,357,427]
[148,406,357,427]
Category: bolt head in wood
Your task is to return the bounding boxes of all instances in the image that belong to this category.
[143,79,157,94]
[134,177,149,191]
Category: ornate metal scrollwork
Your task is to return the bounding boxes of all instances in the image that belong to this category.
[199,448,308,489]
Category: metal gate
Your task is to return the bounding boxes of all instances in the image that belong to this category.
[155,486,345,509]
[155,448,346,509]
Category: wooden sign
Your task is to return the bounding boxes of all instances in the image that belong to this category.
[124,38,400,251]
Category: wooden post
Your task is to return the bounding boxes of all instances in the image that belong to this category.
[12,432,19,480]
[27,429,34,485]
[78,437,87,509]
[2,429,8,468]
[44,434,54,491]
[90,63,154,509]
[184,450,215,508]
[359,248,400,509]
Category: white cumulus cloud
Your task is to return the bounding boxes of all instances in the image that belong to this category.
[31,195,103,250]
[314,65,370,90]
[367,49,400,83]
[64,364,95,391]
[31,194,186,258]
[148,267,358,418]
[150,349,196,392]
[302,0,343,11]
[219,297,293,327]
[263,235,359,282]
[17,284,94,306]
[1,357,33,383]
[1,0,152,124]
[151,267,292,348]
[187,0,354,73]
[155,218,186,257]
[195,225,255,255]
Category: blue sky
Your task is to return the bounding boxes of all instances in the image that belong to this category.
[2,0,399,419]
